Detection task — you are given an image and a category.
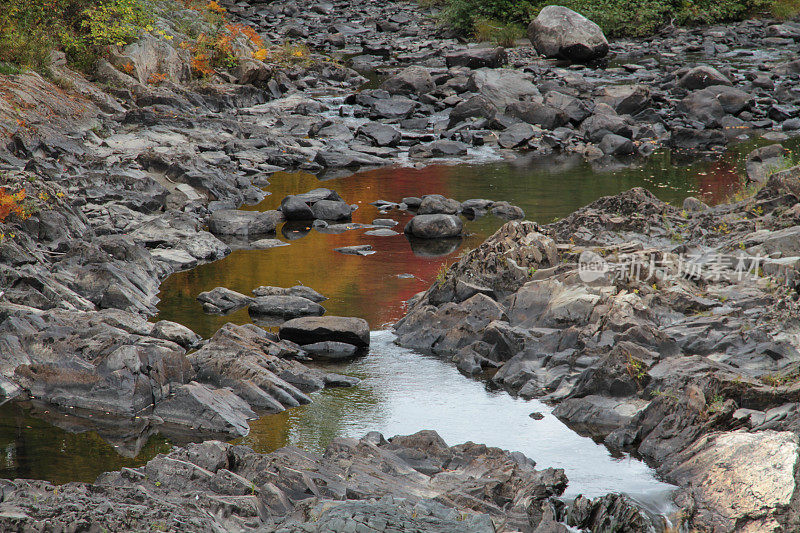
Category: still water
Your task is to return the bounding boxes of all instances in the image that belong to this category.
[0,141,780,507]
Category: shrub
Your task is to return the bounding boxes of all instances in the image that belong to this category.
[442,0,777,38]
[0,0,153,70]
[474,18,525,46]
[0,187,27,222]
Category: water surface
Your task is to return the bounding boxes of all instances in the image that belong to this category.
[0,140,782,504]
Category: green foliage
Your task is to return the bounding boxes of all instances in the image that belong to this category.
[442,0,776,38]
[0,0,153,71]
[474,18,525,46]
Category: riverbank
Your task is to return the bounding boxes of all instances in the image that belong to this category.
[0,0,800,530]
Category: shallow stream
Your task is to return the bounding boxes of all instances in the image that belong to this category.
[0,138,788,515]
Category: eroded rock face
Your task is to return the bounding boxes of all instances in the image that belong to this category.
[665,430,800,532]
[0,431,568,532]
[527,6,609,62]
[394,177,800,531]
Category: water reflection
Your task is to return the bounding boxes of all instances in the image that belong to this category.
[157,147,761,337]
[239,332,676,509]
[0,141,785,491]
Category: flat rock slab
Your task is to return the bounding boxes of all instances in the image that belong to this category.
[197,287,254,314]
[302,341,360,361]
[248,295,325,318]
[334,245,375,255]
[252,285,327,302]
[208,209,282,237]
[153,381,256,438]
[280,316,371,347]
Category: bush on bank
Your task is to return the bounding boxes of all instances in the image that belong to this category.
[441,0,800,38]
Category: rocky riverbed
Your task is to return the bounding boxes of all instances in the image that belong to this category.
[1,0,800,529]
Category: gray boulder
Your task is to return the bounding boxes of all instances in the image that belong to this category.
[746,144,789,183]
[527,6,609,61]
[418,195,462,215]
[281,195,314,220]
[381,66,435,95]
[466,69,541,112]
[311,200,353,221]
[301,341,361,361]
[249,295,326,319]
[153,381,256,438]
[445,47,507,69]
[506,101,569,130]
[448,95,497,128]
[357,123,401,147]
[404,214,464,239]
[197,287,254,314]
[252,285,327,302]
[678,66,732,90]
[208,210,281,237]
[280,316,371,347]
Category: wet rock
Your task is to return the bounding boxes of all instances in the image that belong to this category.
[528,6,609,61]
[746,144,789,183]
[357,122,401,147]
[280,195,315,220]
[448,95,498,128]
[301,341,360,361]
[334,244,375,256]
[418,195,462,215]
[197,287,254,313]
[678,65,732,90]
[252,285,326,302]
[153,381,256,438]
[208,210,281,237]
[280,316,371,347]
[249,295,326,319]
[310,199,353,221]
[498,123,537,148]
[445,47,508,69]
[404,214,464,238]
[409,139,470,158]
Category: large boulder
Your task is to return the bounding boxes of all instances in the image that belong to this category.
[279,316,371,347]
[527,6,609,62]
[404,214,464,239]
[678,66,732,90]
[280,195,315,220]
[506,101,569,130]
[447,95,498,128]
[248,295,325,319]
[445,47,507,69]
[108,34,190,85]
[381,66,435,95]
[208,210,282,237]
[466,69,541,112]
[310,199,353,221]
